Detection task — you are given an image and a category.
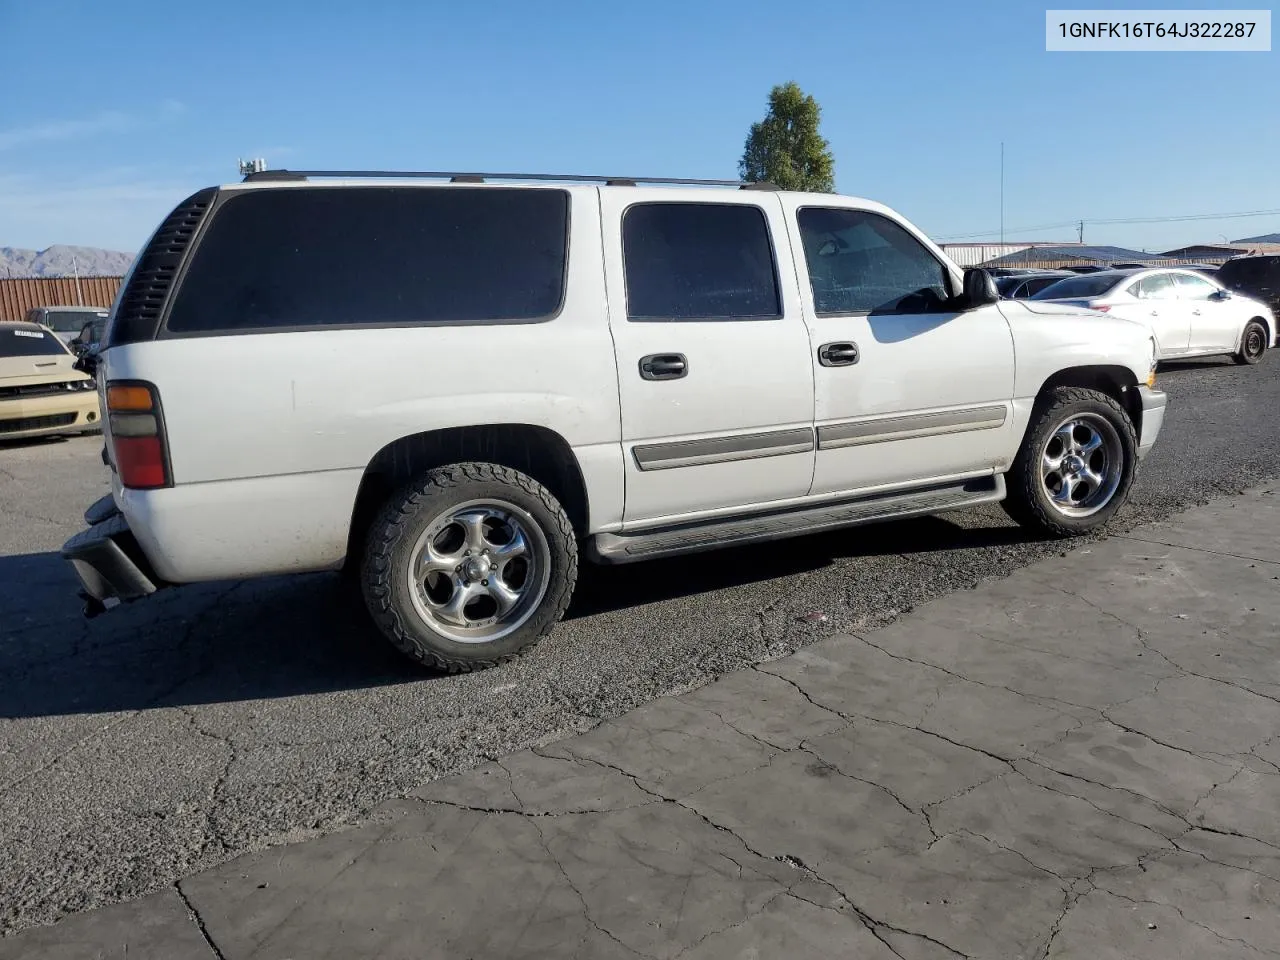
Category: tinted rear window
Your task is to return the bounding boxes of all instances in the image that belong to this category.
[166,187,570,333]
[0,327,70,357]
[1219,257,1280,285]
[622,203,780,321]
[1031,275,1124,299]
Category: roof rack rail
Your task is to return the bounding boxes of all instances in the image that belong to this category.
[240,169,780,190]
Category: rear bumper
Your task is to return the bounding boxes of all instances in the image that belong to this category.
[1136,385,1167,461]
[62,494,166,617]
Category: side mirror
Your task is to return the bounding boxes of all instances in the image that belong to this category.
[1209,288,1231,301]
[963,268,999,308]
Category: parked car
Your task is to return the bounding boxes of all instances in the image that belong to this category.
[994,271,1072,300]
[1031,268,1275,364]
[1174,263,1220,277]
[24,306,110,346]
[0,322,102,441]
[62,171,1166,671]
[1216,255,1280,319]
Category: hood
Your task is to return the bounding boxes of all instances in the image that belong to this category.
[1018,299,1107,316]
[0,353,91,385]
[999,299,1153,337]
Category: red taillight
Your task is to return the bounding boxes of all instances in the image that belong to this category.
[1091,304,1112,313]
[106,381,171,489]
[113,436,168,488]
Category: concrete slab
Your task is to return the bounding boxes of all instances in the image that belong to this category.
[0,887,211,960]
[7,486,1280,959]
[1120,483,1280,564]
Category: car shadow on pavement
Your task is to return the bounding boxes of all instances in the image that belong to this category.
[0,513,1038,719]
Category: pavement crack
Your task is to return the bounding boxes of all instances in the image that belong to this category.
[1118,534,1280,569]
[527,818,656,960]
[799,747,940,842]
[1054,583,1280,712]
[1099,887,1277,955]
[1040,877,1095,960]
[175,880,228,960]
[1097,715,1222,767]
[1016,757,1190,828]
[848,632,1097,716]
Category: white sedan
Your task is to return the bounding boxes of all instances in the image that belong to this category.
[1031,267,1276,364]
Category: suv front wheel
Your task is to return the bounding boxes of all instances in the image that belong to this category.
[1002,386,1138,537]
[362,462,578,672]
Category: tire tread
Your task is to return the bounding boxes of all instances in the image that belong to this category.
[361,462,577,673]
[1002,386,1137,538]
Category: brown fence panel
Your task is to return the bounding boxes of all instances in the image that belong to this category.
[0,276,123,322]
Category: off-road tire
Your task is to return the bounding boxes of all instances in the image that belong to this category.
[1002,386,1138,538]
[362,462,577,672]
[1234,320,1268,365]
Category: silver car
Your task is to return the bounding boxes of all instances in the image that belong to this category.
[1031,268,1276,364]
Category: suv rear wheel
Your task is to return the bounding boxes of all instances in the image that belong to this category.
[1002,386,1137,537]
[362,462,578,671]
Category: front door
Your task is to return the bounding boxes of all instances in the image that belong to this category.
[601,192,816,525]
[781,200,1017,498]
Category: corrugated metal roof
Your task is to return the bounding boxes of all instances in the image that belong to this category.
[982,245,1167,267]
[1233,233,1280,244]
[0,276,122,322]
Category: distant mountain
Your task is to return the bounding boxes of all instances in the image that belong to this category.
[0,245,135,279]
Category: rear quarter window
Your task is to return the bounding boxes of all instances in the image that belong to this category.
[165,187,570,333]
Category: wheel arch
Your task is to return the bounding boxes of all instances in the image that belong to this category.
[1030,365,1142,442]
[1238,315,1273,354]
[344,423,591,571]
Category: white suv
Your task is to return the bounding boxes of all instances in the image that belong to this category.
[63,170,1167,671]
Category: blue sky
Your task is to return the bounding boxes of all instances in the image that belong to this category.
[0,0,1276,254]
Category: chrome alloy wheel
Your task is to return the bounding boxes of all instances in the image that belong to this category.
[406,499,551,643]
[1040,413,1125,518]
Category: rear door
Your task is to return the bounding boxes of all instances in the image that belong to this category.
[600,190,815,525]
[1129,272,1190,355]
[1174,271,1238,353]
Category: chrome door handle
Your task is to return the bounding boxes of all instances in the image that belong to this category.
[1192,309,1202,315]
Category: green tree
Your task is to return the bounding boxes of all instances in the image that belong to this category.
[739,82,835,192]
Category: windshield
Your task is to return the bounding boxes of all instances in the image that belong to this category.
[40,310,109,334]
[1031,275,1123,300]
[0,326,72,358]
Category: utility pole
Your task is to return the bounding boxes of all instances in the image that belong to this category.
[1078,220,1085,244]
[999,142,1005,248]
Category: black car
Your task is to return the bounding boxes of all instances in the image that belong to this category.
[1172,263,1220,277]
[994,271,1073,299]
[1216,256,1280,317]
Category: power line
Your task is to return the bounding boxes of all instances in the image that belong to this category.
[937,206,1280,242]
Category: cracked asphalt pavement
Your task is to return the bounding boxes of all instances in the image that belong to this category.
[3,355,1280,946]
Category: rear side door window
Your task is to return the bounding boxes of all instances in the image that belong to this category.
[795,208,952,315]
[621,203,781,321]
[166,187,570,333]
[1134,273,1179,300]
[1024,277,1060,297]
